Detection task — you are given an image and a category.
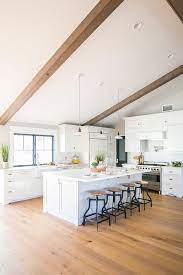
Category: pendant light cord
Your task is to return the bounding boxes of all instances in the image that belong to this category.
[117,88,120,121]
[78,75,81,127]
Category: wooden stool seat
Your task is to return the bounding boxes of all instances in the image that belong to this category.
[89,190,106,196]
[136,180,148,185]
[106,187,122,193]
[122,183,136,188]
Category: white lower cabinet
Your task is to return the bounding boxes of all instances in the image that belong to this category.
[0,169,43,204]
[162,167,183,198]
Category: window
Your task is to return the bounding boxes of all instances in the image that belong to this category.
[13,134,54,166]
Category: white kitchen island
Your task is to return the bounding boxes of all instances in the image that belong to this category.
[43,168,142,226]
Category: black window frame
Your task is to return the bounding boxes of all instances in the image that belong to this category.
[13,133,54,167]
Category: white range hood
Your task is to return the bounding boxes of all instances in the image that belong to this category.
[138,131,167,141]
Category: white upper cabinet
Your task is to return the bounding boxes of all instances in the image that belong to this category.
[125,110,183,153]
[167,124,183,151]
[59,124,89,153]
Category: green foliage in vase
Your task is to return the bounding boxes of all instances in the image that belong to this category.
[91,161,98,168]
[1,144,9,162]
[95,152,105,164]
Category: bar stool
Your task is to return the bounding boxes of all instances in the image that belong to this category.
[121,183,140,215]
[135,181,152,210]
[117,186,128,216]
[104,187,126,223]
[82,190,111,231]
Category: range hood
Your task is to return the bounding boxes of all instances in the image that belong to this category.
[138,131,167,141]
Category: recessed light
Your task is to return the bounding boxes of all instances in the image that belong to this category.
[133,21,143,31]
[97,81,104,87]
[168,53,174,59]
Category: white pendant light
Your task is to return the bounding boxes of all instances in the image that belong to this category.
[115,89,122,140]
[115,131,122,140]
[75,73,82,136]
[97,130,106,138]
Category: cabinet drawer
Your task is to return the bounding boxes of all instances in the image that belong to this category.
[162,174,181,185]
[162,185,183,197]
[162,167,182,176]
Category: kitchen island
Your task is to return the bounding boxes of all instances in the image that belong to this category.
[43,168,142,226]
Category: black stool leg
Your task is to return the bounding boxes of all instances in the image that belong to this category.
[146,189,152,207]
[112,192,117,223]
[102,195,111,226]
[131,187,140,213]
[83,198,91,225]
[96,196,99,231]
[118,190,127,218]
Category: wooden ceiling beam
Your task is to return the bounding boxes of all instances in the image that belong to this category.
[166,0,183,23]
[0,0,124,125]
[83,65,183,125]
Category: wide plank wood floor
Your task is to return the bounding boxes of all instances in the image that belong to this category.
[0,193,183,275]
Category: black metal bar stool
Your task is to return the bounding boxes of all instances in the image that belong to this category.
[121,183,140,215]
[135,181,152,210]
[117,187,128,217]
[82,190,111,231]
[104,187,126,223]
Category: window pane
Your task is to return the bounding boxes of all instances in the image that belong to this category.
[44,137,53,150]
[14,135,23,150]
[36,136,44,150]
[13,134,53,166]
[14,151,33,166]
[37,151,52,164]
[24,135,33,150]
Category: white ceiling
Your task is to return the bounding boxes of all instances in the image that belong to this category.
[99,75,183,127]
[1,0,183,127]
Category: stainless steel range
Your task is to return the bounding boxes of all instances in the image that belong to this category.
[137,162,168,193]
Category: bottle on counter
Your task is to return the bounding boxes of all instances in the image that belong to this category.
[72,154,80,164]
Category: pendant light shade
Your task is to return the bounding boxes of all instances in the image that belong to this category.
[74,126,82,136]
[115,131,122,140]
[97,130,107,138]
[75,73,82,136]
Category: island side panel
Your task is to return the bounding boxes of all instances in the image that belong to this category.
[43,173,79,225]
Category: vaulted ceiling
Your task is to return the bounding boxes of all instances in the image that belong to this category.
[1,0,183,126]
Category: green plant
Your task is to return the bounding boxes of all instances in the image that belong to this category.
[91,161,98,168]
[171,161,182,167]
[1,144,9,162]
[95,152,105,164]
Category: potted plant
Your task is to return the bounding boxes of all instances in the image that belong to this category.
[90,161,98,172]
[95,153,106,172]
[1,144,9,169]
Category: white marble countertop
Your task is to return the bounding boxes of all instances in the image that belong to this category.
[43,168,142,182]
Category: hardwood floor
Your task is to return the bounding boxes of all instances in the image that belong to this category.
[0,194,182,275]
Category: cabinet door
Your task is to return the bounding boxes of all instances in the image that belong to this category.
[125,132,140,152]
[46,177,60,214]
[167,124,183,151]
[29,178,42,198]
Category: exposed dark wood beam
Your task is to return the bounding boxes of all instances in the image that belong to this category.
[0,0,124,125]
[83,65,183,125]
[166,0,183,23]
